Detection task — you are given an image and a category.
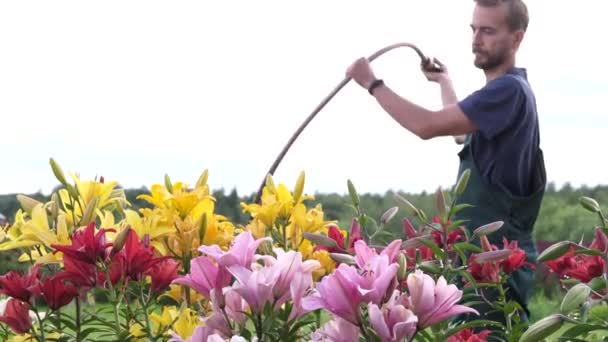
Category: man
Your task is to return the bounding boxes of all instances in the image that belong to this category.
[346,0,546,324]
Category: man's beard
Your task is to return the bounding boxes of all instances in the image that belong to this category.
[473,47,508,70]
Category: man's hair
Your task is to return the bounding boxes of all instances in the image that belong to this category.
[474,0,529,32]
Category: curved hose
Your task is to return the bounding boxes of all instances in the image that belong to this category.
[254,42,441,203]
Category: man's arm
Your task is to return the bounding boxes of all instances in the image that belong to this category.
[371,83,477,140]
[437,78,466,144]
[421,60,466,144]
[345,56,477,140]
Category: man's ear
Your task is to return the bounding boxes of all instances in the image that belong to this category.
[512,30,525,50]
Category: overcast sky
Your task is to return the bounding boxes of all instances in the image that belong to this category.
[1,1,606,196]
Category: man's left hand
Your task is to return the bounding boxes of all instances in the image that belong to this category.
[346,57,376,89]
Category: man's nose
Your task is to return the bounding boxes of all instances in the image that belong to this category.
[472,31,483,45]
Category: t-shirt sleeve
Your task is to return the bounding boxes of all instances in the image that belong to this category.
[457,76,524,140]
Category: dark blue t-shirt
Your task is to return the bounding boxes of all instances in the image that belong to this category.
[457,67,540,197]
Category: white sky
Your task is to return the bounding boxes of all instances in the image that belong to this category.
[1,1,607,196]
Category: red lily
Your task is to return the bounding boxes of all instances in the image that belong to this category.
[468,254,501,284]
[52,222,114,265]
[38,273,80,310]
[545,229,608,283]
[447,328,491,342]
[467,238,530,284]
[0,264,41,303]
[0,298,32,334]
[546,247,605,283]
[402,218,434,269]
[500,239,531,274]
[314,219,363,254]
[145,257,180,293]
[59,254,103,289]
[108,229,168,285]
[430,216,464,251]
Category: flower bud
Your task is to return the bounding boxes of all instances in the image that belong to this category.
[80,197,99,226]
[329,253,356,265]
[397,253,407,282]
[455,169,471,196]
[199,213,208,244]
[50,193,60,219]
[394,194,418,217]
[580,196,601,213]
[400,235,432,250]
[303,232,339,250]
[164,174,173,193]
[473,249,512,264]
[435,188,447,222]
[380,206,399,225]
[16,195,42,214]
[560,283,591,314]
[265,174,276,194]
[537,241,574,262]
[49,158,68,185]
[112,227,131,254]
[587,276,607,292]
[519,314,566,342]
[473,221,504,237]
[293,171,305,203]
[347,179,360,207]
[196,169,209,189]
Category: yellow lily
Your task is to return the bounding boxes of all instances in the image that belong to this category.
[0,205,71,264]
[171,306,200,340]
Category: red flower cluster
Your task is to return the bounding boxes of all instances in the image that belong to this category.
[447,328,491,342]
[468,238,531,284]
[314,219,363,254]
[0,223,180,336]
[545,228,608,283]
[0,264,79,334]
[401,217,464,270]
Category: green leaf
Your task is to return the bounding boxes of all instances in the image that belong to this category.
[574,248,603,256]
[418,261,442,275]
[560,323,608,339]
[449,203,474,219]
[588,303,608,322]
[453,242,482,253]
[416,238,445,259]
[80,327,102,340]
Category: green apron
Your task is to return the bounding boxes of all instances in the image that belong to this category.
[453,133,546,322]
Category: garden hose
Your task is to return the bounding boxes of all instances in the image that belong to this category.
[254,42,443,204]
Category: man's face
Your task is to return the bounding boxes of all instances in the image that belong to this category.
[470,4,521,70]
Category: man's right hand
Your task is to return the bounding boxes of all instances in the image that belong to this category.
[421,57,449,83]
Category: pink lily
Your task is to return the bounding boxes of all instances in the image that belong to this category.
[368,290,418,342]
[312,316,360,342]
[257,248,319,309]
[199,231,271,268]
[340,253,399,305]
[354,239,402,269]
[171,256,231,300]
[301,263,363,325]
[407,270,479,328]
[226,264,280,314]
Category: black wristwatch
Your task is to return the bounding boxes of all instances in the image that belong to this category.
[368,79,384,95]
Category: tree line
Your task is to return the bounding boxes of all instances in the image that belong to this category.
[1,181,606,243]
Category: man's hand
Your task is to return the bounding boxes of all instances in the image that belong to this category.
[346,57,376,89]
[421,57,449,83]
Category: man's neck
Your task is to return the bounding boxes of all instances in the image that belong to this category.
[484,58,516,83]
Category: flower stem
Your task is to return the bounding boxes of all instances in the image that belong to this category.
[33,308,46,342]
[75,296,82,342]
[497,283,512,335]
[140,282,154,341]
